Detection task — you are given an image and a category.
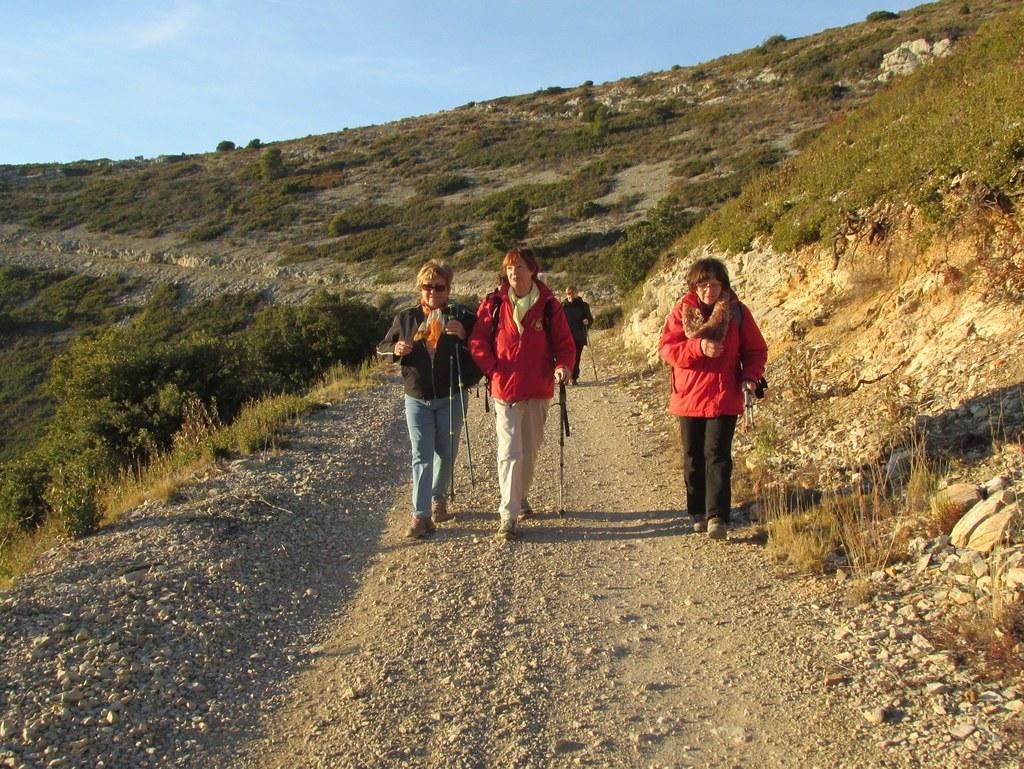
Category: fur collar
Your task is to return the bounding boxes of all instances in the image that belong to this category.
[681,293,732,343]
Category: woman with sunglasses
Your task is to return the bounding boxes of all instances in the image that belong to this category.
[658,257,767,541]
[468,246,576,539]
[377,260,482,538]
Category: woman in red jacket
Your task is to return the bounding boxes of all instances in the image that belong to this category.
[658,257,767,540]
[469,246,576,539]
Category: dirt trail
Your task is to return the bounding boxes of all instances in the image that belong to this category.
[220,357,878,769]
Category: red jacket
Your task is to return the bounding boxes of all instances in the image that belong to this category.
[469,280,576,403]
[658,291,768,418]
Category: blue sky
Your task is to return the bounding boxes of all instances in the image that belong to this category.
[2,1,924,166]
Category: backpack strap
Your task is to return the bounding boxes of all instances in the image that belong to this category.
[490,290,554,342]
[490,290,557,361]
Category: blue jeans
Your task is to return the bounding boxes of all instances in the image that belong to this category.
[405,391,466,518]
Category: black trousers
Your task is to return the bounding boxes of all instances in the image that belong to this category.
[678,415,737,523]
[571,341,586,381]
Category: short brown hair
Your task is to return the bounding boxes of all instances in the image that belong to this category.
[502,246,540,278]
[415,260,454,290]
[686,257,731,292]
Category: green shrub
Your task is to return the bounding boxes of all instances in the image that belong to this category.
[570,200,608,219]
[592,305,623,329]
[327,204,397,236]
[415,173,472,197]
[0,286,388,546]
[797,82,849,102]
[242,291,388,394]
[0,457,49,530]
[42,445,115,538]
[614,196,699,293]
[230,182,299,232]
[185,221,229,242]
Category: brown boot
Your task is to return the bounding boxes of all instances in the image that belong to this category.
[431,498,452,522]
[407,516,436,538]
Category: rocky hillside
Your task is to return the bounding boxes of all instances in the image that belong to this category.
[0,0,1017,306]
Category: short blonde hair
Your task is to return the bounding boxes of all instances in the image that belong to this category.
[415,260,454,290]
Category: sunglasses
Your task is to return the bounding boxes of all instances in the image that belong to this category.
[420,283,449,292]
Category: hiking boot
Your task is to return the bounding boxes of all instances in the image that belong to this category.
[707,518,727,540]
[407,516,436,539]
[519,498,534,519]
[431,498,452,523]
[496,519,518,540]
[692,517,707,533]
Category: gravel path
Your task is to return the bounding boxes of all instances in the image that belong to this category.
[1,339,1019,768]
[223,374,870,769]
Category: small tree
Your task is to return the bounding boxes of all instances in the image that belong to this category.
[246,138,263,150]
[216,140,236,152]
[260,147,286,182]
[486,198,530,253]
[613,196,697,293]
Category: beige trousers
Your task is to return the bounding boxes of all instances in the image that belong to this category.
[492,398,550,522]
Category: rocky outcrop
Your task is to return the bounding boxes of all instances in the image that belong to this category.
[878,38,956,81]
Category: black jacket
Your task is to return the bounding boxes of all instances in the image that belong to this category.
[561,297,594,346]
[376,303,483,399]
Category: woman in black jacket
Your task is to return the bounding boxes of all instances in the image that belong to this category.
[376,260,482,538]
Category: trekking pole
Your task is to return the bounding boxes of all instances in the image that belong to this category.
[586,327,598,383]
[558,380,570,516]
[454,343,475,485]
[449,353,457,501]
[743,388,755,433]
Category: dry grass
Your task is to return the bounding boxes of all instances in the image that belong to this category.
[766,508,836,573]
[929,492,970,537]
[0,517,66,590]
[844,578,878,607]
[764,483,838,573]
[764,462,911,588]
[927,598,1024,684]
[831,490,910,579]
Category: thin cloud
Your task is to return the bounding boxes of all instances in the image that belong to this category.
[118,3,201,50]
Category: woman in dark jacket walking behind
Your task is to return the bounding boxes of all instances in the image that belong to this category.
[561,286,594,384]
[377,260,482,538]
[658,257,767,540]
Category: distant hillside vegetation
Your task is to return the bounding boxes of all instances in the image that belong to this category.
[1,0,1015,294]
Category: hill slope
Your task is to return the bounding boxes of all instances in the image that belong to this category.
[1,0,1017,302]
